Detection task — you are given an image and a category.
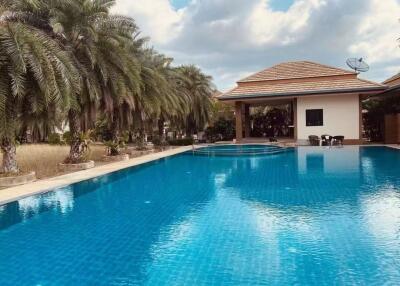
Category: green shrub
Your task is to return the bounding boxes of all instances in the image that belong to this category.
[104,139,126,156]
[62,131,72,145]
[152,136,169,147]
[152,136,161,146]
[91,117,112,142]
[120,131,130,144]
[168,137,194,146]
[205,118,235,143]
[48,133,63,145]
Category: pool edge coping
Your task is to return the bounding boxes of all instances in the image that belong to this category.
[0,146,194,206]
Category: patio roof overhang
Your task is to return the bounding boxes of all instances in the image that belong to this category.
[368,84,400,100]
[218,86,387,102]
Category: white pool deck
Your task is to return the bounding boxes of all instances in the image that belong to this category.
[0,146,194,206]
[0,144,399,206]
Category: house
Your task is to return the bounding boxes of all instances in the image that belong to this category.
[218,61,386,144]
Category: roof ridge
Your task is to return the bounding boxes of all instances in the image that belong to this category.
[237,61,312,82]
[302,61,356,75]
[238,73,352,83]
[237,61,356,83]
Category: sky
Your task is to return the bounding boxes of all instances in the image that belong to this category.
[113,0,400,91]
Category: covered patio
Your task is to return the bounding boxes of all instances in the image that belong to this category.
[232,98,296,142]
[218,61,386,144]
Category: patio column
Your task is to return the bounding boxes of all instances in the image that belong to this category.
[359,94,363,141]
[244,104,251,138]
[235,101,243,142]
[293,98,298,140]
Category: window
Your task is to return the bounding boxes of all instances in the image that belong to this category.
[306,109,323,126]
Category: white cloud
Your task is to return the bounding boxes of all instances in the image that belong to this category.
[112,0,184,44]
[248,0,327,46]
[349,0,400,65]
[114,0,400,90]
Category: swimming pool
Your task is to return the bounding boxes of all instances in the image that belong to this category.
[1,146,400,285]
[192,144,288,156]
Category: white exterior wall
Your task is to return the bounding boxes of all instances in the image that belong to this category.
[297,94,360,141]
[297,146,360,175]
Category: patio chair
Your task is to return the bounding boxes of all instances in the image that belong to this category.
[332,136,344,146]
[308,135,320,146]
[321,135,333,146]
[269,137,278,142]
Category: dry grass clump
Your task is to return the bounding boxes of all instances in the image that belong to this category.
[0,143,168,181]
[0,144,107,179]
[89,144,107,162]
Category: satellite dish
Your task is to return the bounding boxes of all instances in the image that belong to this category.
[346,57,370,73]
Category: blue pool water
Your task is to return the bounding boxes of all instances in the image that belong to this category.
[193,144,286,156]
[1,146,400,285]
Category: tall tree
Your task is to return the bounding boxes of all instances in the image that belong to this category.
[133,48,189,143]
[49,0,141,162]
[177,65,214,136]
[0,2,79,172]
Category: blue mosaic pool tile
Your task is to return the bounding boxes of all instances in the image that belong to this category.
[0,147,400,285]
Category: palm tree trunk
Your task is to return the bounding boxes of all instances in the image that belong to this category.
[158,118,166,142]
[136,112,147,150]
[66,110,85,164]
[111,112,120,143]
[1,137,19,174]
[137,128,146,150]
[109,112,121,156]
[186,117,195,137]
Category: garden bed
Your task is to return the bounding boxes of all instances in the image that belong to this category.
[102,154,129,162]
[58,160,95,172]
[0,171,36,187]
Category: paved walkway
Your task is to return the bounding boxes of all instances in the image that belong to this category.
[0,146,193,205]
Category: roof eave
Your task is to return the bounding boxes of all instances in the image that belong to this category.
[218,86,387,101]
[369,84,400,99]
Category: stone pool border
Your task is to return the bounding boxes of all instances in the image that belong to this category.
[0,146,194,206]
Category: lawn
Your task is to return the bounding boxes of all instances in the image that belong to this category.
[7,144,106,179]
[0,144,173,181]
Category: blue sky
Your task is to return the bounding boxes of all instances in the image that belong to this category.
[170,0,189,9]
[170,0,295,11]
[114,0,400,91]
[270,0,295,11]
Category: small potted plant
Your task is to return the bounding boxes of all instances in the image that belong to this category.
[103,138,129,162]
[59,131,95,171]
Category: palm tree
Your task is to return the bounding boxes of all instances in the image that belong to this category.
[0,2,79,173]
[0,0,216,168]
[177,65,214,136]
[48,0,141,162]
[133,48,189,144]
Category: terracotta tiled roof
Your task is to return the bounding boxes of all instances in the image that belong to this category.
[212,90,223,98]
[219,61,386,100]
[383,73,400,85]
[238,61,356,83]
[222,77,385,99]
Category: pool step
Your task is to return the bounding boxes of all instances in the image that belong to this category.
[191,145,290,156]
